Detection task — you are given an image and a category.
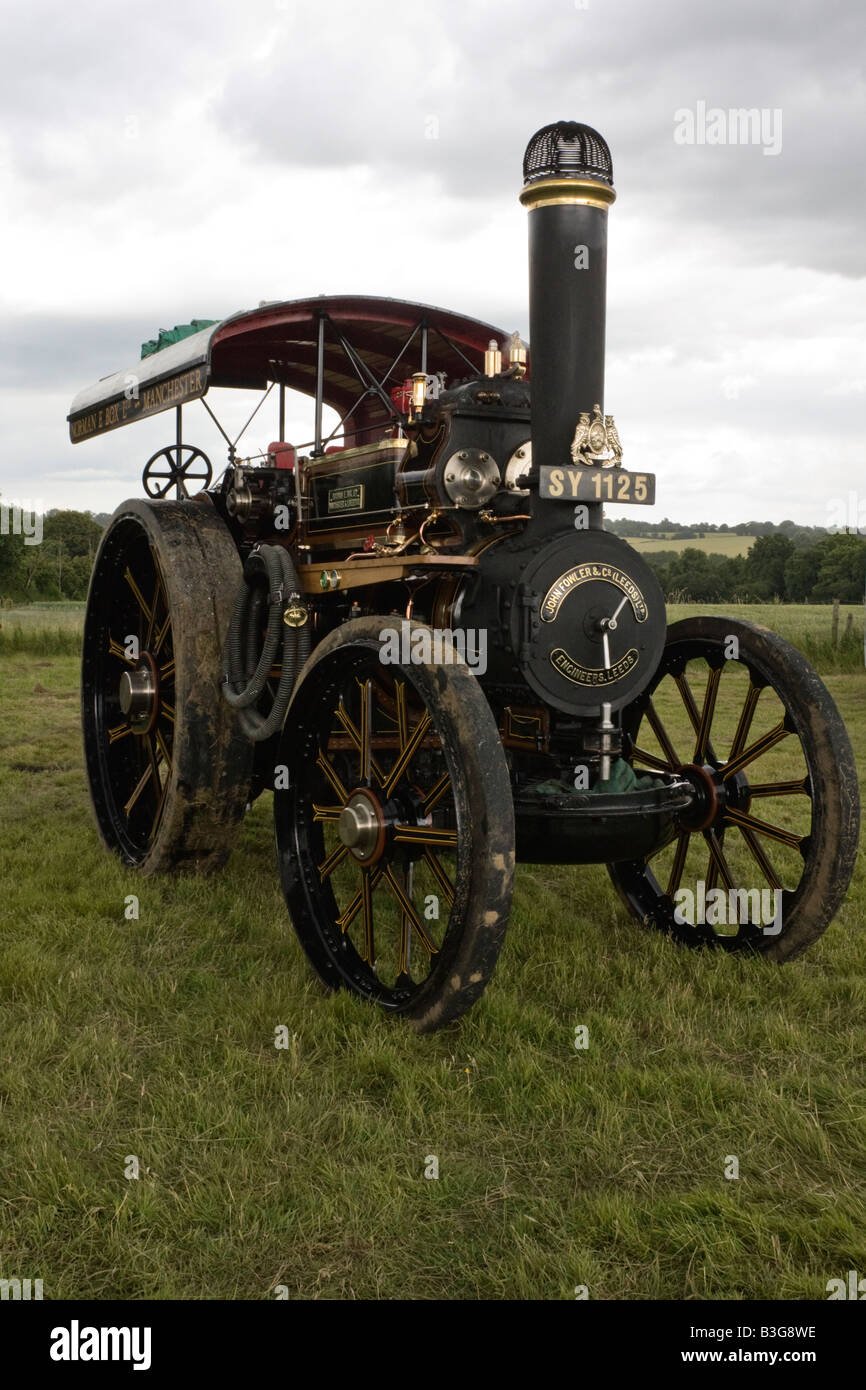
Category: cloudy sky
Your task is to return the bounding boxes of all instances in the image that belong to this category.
[1,0,863,525]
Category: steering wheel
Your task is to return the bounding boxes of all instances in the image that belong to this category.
[142,444,213,499]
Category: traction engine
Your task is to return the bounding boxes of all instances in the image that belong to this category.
[70,122,860,1031]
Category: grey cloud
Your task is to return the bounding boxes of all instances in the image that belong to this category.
[211,0,865,275]
[1,0,862,525]
[0,317,156,391]
[4,1,862,270]
[0,314,244,393]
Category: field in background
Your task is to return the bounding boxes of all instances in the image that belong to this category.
[0,602,85,655]
[2,599,861,673]
[0,629,864,1298]
[670,602,864,675]
[0,601,87,627]
[630,534,755,557]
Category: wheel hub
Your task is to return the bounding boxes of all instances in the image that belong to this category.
[118,654,158,733]
[338,790,385,863]
[676,761,752,832]
[677,762,721,831]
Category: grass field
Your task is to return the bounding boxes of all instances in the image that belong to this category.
[671,603,864,675]
[0,617,864,1300]
[1,601,87,628]
[0,602,85,656]
[630,534,755,557]
[4,598,861,671]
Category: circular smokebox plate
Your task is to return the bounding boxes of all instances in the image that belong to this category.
[515,529,667,717]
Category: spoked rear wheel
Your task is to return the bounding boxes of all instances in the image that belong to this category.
[608,617,859,959]
[82,497,252,873]
[274,618,515,1031]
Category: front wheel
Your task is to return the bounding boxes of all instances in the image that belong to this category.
[274,619,515,1031]
[608,616,860,960]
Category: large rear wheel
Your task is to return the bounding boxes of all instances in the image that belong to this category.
[82,497,252,873]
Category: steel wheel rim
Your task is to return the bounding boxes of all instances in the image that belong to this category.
[614,630,819,951]
[82,516,177,862]
[284,645,469,1010]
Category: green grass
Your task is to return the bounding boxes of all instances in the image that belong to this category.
[3,599,863,672]
[668,603,864,675]
[0,601,86,628]
[0,603,86,656]
[1,651,865,1300]
[631,534,755,557]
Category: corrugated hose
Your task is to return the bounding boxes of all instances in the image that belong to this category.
[221,543,310,742]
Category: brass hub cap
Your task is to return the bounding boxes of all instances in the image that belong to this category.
[118,653,159,734]
[338,790,386,864]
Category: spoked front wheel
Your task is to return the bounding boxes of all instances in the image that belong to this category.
[608,617,859,959]
[274,618,515,1031]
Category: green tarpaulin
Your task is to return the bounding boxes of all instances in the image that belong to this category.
[141,320,218,359]
[532,760,660,797]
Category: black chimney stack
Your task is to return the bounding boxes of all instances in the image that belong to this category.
[520,122,615,474]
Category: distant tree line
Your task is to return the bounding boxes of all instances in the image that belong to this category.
[605,523,866,604]
[1,508,864,605]
[0,509,107,601]
[606,516,830,545]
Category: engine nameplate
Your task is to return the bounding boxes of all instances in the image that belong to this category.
[514,529,666,717]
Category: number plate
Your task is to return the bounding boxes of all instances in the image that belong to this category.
[539,465,656,506]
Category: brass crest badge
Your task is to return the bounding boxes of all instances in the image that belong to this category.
[570,403,623,467]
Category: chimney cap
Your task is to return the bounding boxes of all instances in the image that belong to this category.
[523,121,613,187]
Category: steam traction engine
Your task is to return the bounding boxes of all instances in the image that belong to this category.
[71,123,859,1031]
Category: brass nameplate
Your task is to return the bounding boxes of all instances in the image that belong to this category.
[541,564,648,624]
[550,646,639,687]
[69,366,207,442]
[327,484,365,513]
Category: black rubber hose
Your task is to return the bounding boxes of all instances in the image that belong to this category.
[222,545,286,710]
[232,546,310,744]
[245,582,267,679]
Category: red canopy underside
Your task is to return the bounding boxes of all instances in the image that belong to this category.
[67,296,524,448]
[209,296,516,441]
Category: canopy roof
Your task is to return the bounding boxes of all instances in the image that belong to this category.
[67,295,521,446]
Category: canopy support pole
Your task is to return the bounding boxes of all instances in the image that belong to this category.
[279,384,285,441]
[200,396,235,465]
[314,313,325,457]
[175,406,183,500]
